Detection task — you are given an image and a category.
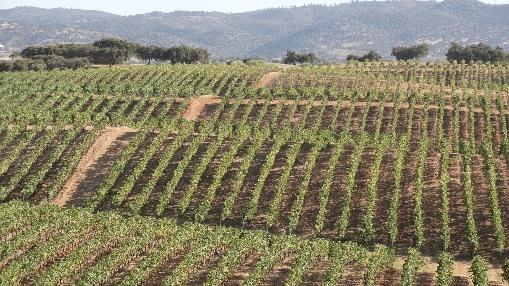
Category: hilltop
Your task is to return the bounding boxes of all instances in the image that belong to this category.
[0,0,509,60]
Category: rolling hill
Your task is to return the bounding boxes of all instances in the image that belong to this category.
[0,0,509,60]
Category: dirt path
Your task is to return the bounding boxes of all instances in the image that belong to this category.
[52,126,137,207]
[256,72,282,88]
[182,95,221,121]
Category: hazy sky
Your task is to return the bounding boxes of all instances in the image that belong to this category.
[1,0,508,15]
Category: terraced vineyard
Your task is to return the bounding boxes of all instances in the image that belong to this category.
[1,62,509,285]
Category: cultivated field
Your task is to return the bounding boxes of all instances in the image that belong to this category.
[1,62,509,285]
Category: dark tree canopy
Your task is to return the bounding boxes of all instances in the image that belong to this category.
[446,42,509,63]
[164,46,210,64]
[0,55,91,72]
[136,45,165,64]
[391,44,430,61]
[346,50,382,62]
[283,50,318,65]
[12,39,211,70]
[93,38,138,65]
[0,61,14,72]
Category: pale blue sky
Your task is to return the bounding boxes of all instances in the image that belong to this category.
[1,0,508,15]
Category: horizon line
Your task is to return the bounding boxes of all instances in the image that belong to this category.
[1,0,508,16]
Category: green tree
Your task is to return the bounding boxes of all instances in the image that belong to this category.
[136,45,164,64]
[446,42,509,63]
[93,38,137,63]
[91,48,126,66]
[163,45,210,64]
[283,50,318,65]
[392,43,430,61]
[346,50,382,62]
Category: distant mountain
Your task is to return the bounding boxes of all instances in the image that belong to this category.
[1,0,509,60]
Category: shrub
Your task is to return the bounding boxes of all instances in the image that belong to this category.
[12,60,29,72]
[27,59,47,71]
[0,61,13,72]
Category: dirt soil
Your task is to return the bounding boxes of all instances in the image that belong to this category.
[256,72,283,88]
[393,256,507,285]
[52,126,137,207]
[182,95,221,121]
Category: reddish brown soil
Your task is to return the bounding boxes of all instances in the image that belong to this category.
[52,126,137,207]
[182,95,221,121]
[256,72,282,88]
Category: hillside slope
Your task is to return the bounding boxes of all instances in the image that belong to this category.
[0,0,509,60]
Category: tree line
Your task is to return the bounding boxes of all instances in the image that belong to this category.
[0,38,210,72]
[2,40,508,73]
[345,42,509,63]
[283,42,509,65]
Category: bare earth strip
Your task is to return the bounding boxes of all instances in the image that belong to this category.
[256,72,282,88]
[182,95,221,121]
[52,126,137,207]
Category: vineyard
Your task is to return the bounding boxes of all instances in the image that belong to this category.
[1,62,509,285]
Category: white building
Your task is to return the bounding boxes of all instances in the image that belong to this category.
[0,44,4,50]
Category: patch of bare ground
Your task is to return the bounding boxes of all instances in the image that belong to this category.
[494,156,509,256]
[273,142,312,234]
[220,138,273,225]
[300,258,329,285]
[159,135,217,218]
[296,145,335,235]
[375,268,401,286]
[182,95,221,121]
[116,136,177,212]
[179,139,235,221]
[139,134,194,217]
[259,253,296,285]
[52,126,137,207]
[470,154,499,256]
[448,153,472,258]
[338,265,365,286]
[415,272,436,285]
[201,139,251,224]
[321,146,353,238]
[421,153,442,252]
[395,145,419,251]
[474,112,487,150]
[373,151,396,244]
[344,147,375,242]
[249,143,291,230]
[256,72,282,88]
